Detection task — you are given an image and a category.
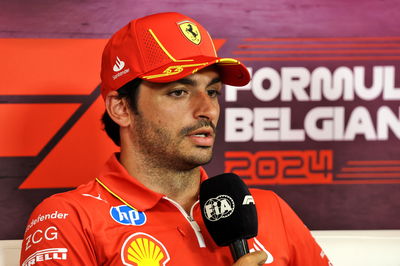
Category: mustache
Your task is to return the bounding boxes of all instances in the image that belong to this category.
[180,120,216,136]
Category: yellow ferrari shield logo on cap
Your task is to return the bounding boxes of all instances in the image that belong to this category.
[178,21,201,45]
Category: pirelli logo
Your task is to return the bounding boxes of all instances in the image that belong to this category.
[22,248,68,266]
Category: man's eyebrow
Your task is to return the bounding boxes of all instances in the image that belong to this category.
[171,77,222,87]
[173,78,196,86]
[207,77,222,87]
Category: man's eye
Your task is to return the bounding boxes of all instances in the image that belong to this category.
[207,89,221,98]
[169,90,187,97]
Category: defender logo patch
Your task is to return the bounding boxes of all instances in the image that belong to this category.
[178,21,201,45]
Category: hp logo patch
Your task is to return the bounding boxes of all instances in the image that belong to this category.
[204,195,235,222]
[110,205,146,226]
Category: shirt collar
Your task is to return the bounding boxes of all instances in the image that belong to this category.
[97,153,209,211]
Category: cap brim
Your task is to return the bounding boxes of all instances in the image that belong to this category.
[139,56,250,86]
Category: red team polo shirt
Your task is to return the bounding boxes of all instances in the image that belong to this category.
[20,154,331,265]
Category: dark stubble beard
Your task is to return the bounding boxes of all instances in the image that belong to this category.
[132,113,216,171]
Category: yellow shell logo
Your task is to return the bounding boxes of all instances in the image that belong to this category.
[178,21,201,45]
[121,233,170,266]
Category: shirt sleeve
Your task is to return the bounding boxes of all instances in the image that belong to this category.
[273,193,332,266]
[20,195,97,265]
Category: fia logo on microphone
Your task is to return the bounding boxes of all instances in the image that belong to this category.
[204,195,235,222]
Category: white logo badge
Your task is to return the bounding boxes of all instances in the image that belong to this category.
[25,226,58,251]
[113,56,125,72]
[82,193,108,203]
[110,205,147,226]
[22,248,68,266]
[204,195,235,221]
[243,195,255,205]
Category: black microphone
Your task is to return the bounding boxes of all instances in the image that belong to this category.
[199,173,258,261]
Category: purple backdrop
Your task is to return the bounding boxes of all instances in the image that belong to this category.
[1,0,400,239]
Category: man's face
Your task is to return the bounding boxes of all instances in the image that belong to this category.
[129,67,221,170]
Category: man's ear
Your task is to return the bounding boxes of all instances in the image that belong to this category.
[105,91,132,127]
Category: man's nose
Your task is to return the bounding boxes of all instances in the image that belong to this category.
[192,92,219,121]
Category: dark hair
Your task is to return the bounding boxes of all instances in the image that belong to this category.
[102,78,142,146]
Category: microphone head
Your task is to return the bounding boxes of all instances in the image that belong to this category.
[199,173,258,246]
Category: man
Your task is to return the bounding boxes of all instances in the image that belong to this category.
[20,12,331,265]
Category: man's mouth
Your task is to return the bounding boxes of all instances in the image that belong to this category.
[187,128,215,146]
[194,134,208,137]
[192,132,211,137]
[189,127,214,137]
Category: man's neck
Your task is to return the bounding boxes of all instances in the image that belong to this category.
[119,149,201,213]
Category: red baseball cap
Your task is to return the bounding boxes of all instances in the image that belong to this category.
[100,12,250,98]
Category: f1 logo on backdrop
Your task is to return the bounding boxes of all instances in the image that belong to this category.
[0,39,117,189]
[0,39,225,189]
